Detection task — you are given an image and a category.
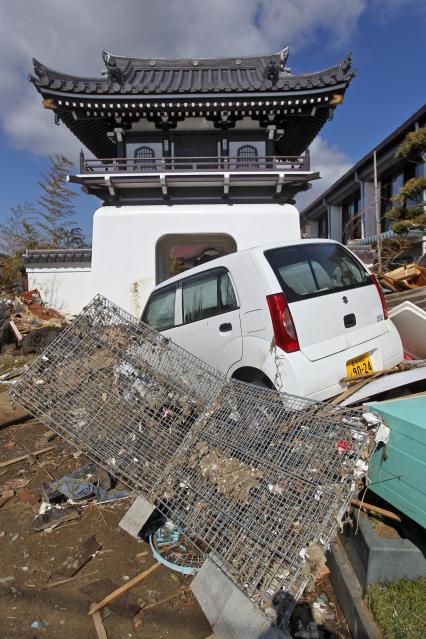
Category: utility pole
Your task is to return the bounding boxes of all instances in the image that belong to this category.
[373,151,382,272]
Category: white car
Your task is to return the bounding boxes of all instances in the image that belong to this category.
[141,240,403,401]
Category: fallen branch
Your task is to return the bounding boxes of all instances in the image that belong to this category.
[0,446,55,468]
[89,563,161,615]
[351,499,401,522]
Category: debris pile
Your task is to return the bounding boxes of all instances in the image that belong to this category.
[0,290,66,355]
[378,262,426,292]
[10,294,378,620]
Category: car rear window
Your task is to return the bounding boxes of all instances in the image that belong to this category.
[264,243,371,303]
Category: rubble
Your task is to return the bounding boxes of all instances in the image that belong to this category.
[0,290,67,355]
[378,262,426,292]
[10,294,379,623]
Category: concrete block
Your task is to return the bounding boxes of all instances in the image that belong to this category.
[343,512,426,590]
[327,539,384,639]
[118,494,155,539]
[191,557,271,639]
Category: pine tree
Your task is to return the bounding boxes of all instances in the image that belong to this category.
[37,154,84,247]
[385,126,426,235]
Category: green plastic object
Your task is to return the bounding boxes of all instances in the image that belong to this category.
[367,397,426,528]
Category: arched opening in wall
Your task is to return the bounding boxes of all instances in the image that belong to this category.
[236,144,259,169]
[134,146,156,171]
[156,234,237,283]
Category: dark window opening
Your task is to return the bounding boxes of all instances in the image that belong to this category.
[318,212,328,239]
[236,144,259,169]
[134,146,156,171]
[341,194,361,243]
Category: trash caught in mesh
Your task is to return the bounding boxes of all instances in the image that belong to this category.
[150,521,206,574]
[11,294,224,496]
[10,294,376,619]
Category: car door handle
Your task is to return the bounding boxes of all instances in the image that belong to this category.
[219,322,232,332]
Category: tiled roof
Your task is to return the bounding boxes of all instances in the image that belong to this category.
[24,249,92,265]
[30,49,354,96]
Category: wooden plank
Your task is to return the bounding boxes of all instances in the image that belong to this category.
[351,499,401,522]
[340,366,399,384]
[0,446,54,468]
[9,320,23,342]
[89,563,160,615]
[91,610,108,639]
[330,375,381,405]
[83,578,140,618]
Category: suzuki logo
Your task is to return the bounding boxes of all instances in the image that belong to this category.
[342,296,348,304]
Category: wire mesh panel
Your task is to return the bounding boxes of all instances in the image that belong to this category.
[11,294,374,620]
[150,380,370,614]
[10,295,225,495]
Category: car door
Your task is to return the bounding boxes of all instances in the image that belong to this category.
[171,267,242,374]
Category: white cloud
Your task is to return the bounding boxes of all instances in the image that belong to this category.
[0,0,367,157]
[295,136,353,211]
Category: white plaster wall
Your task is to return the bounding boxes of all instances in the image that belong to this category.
[91,203,301,317]
[26,266,92,316]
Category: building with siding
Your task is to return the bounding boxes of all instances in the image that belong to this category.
[301,104,426,259]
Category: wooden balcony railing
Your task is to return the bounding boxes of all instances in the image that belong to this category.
[79,151,310,174]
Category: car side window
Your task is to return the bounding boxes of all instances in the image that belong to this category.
[219,270,238,311]
[142,285,176,331]
[183,272,218,323]
[182,269,238,324]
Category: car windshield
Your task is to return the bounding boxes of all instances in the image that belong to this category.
[264,243,371,303]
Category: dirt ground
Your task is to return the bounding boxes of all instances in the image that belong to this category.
[0,374,212,639]
[0,353,351,639]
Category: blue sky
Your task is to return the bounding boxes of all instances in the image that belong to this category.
[0,0,425,242]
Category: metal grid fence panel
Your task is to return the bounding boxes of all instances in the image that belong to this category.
[150,380,368,612]
[10,294,371,618]
[11,295,225,495]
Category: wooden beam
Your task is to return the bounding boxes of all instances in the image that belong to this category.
[89,563,160,615]
[0,446,55,468]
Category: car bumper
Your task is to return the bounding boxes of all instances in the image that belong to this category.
[267,323,403,401]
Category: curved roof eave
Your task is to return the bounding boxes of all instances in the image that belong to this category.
[29,51,355,97]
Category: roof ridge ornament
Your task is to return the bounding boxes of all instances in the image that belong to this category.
[278,46,289,69]
[102,49,123,85]
[30,58,47,83]
[264,60,280,85]
[339,52,352,75]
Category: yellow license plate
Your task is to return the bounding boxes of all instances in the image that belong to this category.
[346,353,374,378]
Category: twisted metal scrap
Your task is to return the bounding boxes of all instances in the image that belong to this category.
[11,294,373,618]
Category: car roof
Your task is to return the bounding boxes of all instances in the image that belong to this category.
[151,238,339,291]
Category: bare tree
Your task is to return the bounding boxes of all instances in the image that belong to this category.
[38,154,84,248]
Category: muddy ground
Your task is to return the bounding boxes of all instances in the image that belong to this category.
[0,353,350,639]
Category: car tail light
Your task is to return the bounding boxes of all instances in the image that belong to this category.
[266,293,300,353]
[370,275,389,320]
